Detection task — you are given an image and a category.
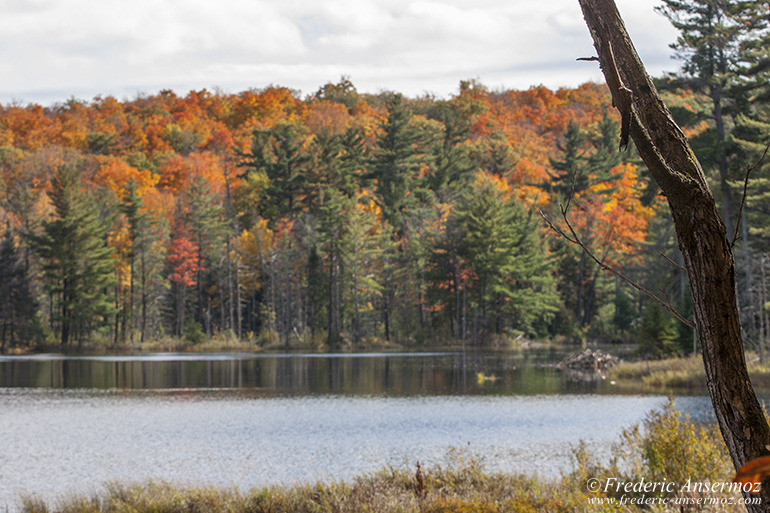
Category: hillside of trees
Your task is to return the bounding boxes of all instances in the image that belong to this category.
[0,0,768,355]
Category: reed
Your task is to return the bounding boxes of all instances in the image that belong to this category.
[608,353,770,391]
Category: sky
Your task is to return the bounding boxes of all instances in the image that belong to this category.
[0,0,681,106]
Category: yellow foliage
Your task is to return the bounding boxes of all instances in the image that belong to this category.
[107,219,132,290]
[238,219,273,294]
[473,170,512,199]
[515,184,549,209]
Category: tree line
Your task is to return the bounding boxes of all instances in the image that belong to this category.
[0,0,767,353]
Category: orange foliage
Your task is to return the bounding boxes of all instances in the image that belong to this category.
[156,152,227,194]
[228,86,302,130]
[304,101,351,136]
[515,184,550,209]
[201,121,235,153]
[579,163,654,264]
[509,157,550,185]
[157,155,190,191]
[475,170,513,200]
[0,105,55,149]
[238,219,273,293]
[733,456,770,494]
[92,157,158,197]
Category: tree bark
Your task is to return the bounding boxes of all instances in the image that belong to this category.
[577,1,770,510]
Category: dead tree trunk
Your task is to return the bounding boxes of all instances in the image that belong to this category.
[578,1,770,509]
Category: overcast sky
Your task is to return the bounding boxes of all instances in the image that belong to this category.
[0,0,680,106]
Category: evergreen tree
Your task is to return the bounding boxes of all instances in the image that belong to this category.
[656,0,748,233]
[549,120,588,197]
[639,300,680,357]
[0,229,38,350]
[732,2,770,247]
[120,179,158,343]
[612,281,636,332]
[183,175,228,337]
[343,195,385,346]
[28,165,115,347]
[585,113,625,175]
[450,173,559,339]
[727,4,769,340]
[370,93,423,231]
[428,99,477,200]
[549,117,623,198]
[368,93,425,340]
[316,188,351,349]
[546,119,623,330]
[306,127,366,211]
[241,122,310,222]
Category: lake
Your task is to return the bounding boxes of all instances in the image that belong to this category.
[0,350,714,510]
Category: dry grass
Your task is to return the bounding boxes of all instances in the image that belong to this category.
[608,353,770,391]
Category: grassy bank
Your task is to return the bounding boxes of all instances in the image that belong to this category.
[10,330,410,356]
[608,353,770,391]
[20,401,745,513]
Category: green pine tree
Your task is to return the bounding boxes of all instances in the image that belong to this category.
[546,119,623,330]
[241,122,310,222]
[316,187,352,349]
[427,98,478,200]
[183,174,228,337]
[639,300,680,357]
[656,0,756,233]
[0,229,39,350]
[343,196,385,346]
[29,165,115,347]
[451,174,559,339]
[370,93,423,231]
[120,179,159,343]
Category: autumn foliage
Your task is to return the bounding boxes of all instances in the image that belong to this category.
[0,79,661,349]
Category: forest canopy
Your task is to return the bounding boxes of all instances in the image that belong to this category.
[0,68,766,353]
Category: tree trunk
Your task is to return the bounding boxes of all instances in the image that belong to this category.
[140,252,147,344]
[757,255,768,363]
[235,260,242,339]
[328,246,338,350]
[577,1,770,510]
[742,217,755,335]
[712,81,734,235]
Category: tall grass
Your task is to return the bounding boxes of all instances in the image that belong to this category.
[609,353,770,391]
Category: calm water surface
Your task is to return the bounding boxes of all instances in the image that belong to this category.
[0,350,712,510]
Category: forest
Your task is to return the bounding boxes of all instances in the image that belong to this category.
[0,1,767,355]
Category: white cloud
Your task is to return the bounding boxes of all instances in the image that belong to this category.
[0,0,679,105]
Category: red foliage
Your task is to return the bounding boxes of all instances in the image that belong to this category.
[167,232,202,287]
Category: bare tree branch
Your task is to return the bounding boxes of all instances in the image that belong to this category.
[658,251,686,272]
[539,204,696,328]
[731,142,770,248]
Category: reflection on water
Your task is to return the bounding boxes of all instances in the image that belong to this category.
[0,350,609,395]
[0,350,714,511]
